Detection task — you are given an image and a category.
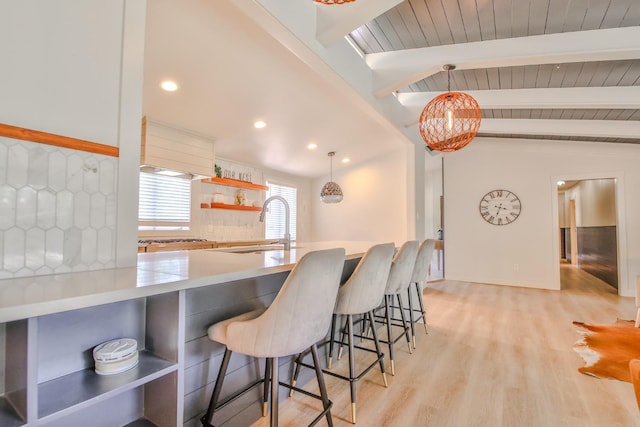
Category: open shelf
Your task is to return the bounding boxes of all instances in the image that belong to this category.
[203,203,263,211]
[38,351,176,420]
[0,397,24,427]
[201,177,268,191]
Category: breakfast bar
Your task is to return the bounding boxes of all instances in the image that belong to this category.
[0,241,374,427]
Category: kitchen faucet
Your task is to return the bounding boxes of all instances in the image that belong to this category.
[259,195,291,251]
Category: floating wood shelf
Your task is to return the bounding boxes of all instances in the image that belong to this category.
[204,203,263,212]
[201,177,268,191]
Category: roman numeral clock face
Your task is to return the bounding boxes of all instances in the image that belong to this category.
[479,190,522,226]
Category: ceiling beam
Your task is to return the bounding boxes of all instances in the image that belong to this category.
[367,27,640,98]
[398,87,640,126]
[315,0,403,46]
[477,119,640,139]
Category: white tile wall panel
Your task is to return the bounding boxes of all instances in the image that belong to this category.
[0,137,118,278]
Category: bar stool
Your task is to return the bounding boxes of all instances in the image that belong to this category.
[200,248,346,427]
[375,240,419,375]
[406,239,436,347]
[291,242,395,424]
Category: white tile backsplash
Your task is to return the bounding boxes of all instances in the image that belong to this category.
[0,136,118,278]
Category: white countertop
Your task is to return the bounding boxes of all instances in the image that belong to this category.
[0,241,377,323]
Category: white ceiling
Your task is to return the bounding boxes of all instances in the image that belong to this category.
[143,0,640,178]
[143,0,407,178]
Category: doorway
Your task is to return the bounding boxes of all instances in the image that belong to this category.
[557,178,619,291]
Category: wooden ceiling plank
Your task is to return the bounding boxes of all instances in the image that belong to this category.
[574,62,599,87]
[544,0,570,33]
[618,60,640,85]
[426,0,455,45]
[548,64,566,88]
[581,0,610,29]
[620,0,640,26]
[562,0,589,32]
[536,64,553,88]
[395,2,427,49]
[511,65,525,90]
[511,0,531,38]
[601,0,634,28]
[527,0,549,36]
[601,60,636,86]
[368,27,640,97]
[522,64,539,88]
[409,0,440,47]
[476,0,497,40]
[368,19,396,52]
[492,0,513,39]
[474,69,490,91]
[377,12,406,50]
[457,0,483,43]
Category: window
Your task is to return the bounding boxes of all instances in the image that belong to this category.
[265,182,297,241]
[138,172,191,231]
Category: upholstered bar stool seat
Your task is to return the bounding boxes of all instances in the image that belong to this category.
[291,242,395,424]
[406,239,436,347]
[201,248,346,427]
[374,240,419,375]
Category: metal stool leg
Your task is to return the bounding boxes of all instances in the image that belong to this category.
[346,314,357,424]
[270,357,279,427]
[328,313,337,369]
[395,294,413,354]
[415,282,429,334]
[289,353,302,397]
[310,344,334,427]
[201,347,232,426]
[367,310,388,388]
[263,358,271,416]
[384,295,395,375]
[407,286,416,349]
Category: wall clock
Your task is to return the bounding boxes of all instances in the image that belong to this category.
[479,189,521,226]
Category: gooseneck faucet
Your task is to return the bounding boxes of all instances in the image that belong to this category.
[259,195,291,251]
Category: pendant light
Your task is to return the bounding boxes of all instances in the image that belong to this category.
[320,152,343,204]
[418,64,481,152]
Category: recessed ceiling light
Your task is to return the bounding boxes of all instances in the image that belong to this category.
[342,158,351,163]
[557,180,565,186]
[307,143,318,150]
[160,80,179,92]
[254,120,267,129]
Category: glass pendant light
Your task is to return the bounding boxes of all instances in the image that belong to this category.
[320,151,343,204]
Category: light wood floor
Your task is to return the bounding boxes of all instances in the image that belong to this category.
[252,265,640,426]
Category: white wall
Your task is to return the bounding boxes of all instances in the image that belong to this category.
[310,146,411,245]
[444,138,640,296]
[0,0,146,270]
[192,158,312,242]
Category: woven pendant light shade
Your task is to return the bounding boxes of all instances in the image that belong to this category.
[320,152,343,204]
[419,65,481,152]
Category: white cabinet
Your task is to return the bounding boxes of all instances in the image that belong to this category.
[0,292,183,427]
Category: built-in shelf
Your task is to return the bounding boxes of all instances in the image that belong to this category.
[0,397,24,427]
[38,351,176,420]
[201,177,268,191]
[202,203,263,212]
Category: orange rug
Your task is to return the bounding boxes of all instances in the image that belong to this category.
[573,319,640,383]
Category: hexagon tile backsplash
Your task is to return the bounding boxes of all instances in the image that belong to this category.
[0,136,118,279]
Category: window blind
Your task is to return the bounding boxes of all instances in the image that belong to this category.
[138,172,191,230]
[265,182,297,241]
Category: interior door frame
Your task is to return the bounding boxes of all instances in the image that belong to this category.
[550,171,629,296]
